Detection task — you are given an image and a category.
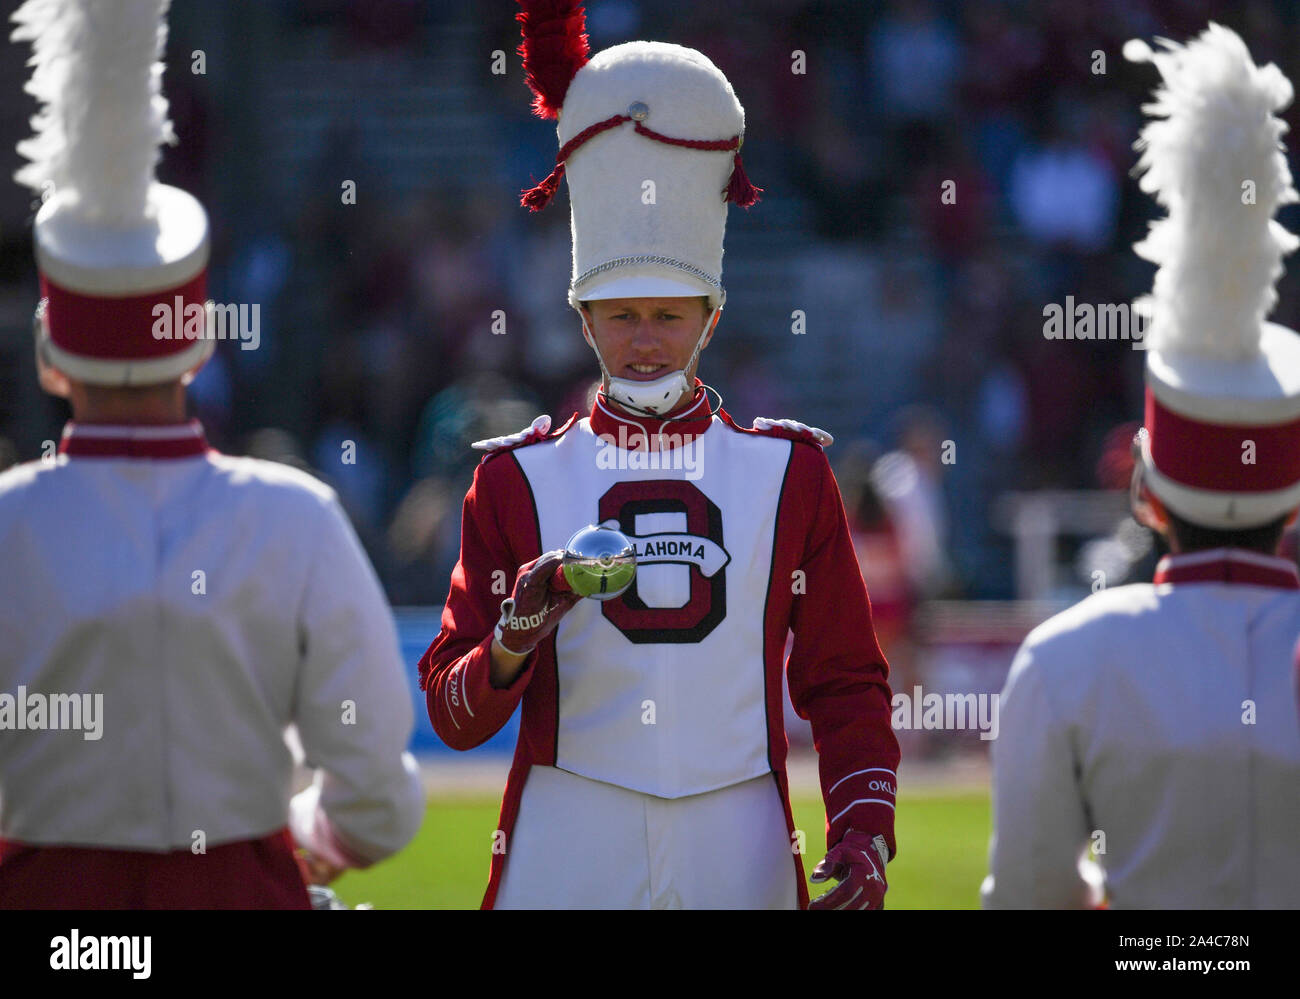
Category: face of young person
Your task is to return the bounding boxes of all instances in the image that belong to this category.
[582,296,716,387]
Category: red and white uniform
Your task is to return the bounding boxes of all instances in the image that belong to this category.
[982,549,1300,908]
[419,387,899,908]
[0,422,424,908]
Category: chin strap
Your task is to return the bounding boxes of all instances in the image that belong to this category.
[1130,426,1165,532]
[579,297,724,417]
[604,380,726,423]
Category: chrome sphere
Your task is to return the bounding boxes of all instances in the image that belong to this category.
[562,525,637,601]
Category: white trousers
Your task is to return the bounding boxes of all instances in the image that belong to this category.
[495,766,800,909]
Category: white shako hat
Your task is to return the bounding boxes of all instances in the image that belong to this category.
[516,0,760,312]
[1126,23,1300,529]
[13,0,212,388]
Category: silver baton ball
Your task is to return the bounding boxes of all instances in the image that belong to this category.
[562,525,637,601]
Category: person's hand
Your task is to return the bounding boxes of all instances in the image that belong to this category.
[297,849,346,886]
[492,550,581,658]
[808,829,889,910]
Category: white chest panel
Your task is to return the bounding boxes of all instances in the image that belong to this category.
[513,418,794,797]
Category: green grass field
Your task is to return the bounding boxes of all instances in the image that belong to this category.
[332,786,991,909]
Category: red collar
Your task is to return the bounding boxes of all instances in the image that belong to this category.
[1153,549,1300,590]
[590,382,714,449]
[59,420,210,459]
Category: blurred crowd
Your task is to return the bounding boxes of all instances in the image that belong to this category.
[4,0,1300,620]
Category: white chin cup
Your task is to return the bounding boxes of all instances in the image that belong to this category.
[579,296,723,417]
[606,369,693,415]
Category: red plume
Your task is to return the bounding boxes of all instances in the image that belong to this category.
[516,0,590,120]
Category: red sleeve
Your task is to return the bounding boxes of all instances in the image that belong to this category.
[417,452,542,750]
[783,443,900,857]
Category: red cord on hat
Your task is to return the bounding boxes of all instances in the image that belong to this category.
[724,152,761,207]
[521,113,625,210]
[520,116,763,211]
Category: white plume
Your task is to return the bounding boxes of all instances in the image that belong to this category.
[12,0,175,226]
[1126,22,1298,360]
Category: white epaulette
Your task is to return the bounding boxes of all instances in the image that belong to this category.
[751,417,834,447]
[471,415,552,452]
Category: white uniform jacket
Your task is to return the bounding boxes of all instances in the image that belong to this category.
[420,387,899,909]
[983,548,1300,909]
[0,422,423,875]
